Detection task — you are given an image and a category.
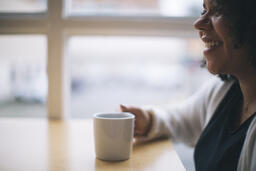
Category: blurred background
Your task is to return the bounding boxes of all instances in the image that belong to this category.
[0,0,212,170]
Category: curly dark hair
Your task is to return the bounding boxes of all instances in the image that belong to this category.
[201,0,256,81]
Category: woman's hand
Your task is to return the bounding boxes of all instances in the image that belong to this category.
[120,105,152,137]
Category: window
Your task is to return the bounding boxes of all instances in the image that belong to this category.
[67,0,201,17]
[0,0,209,119]
[0,35,47,117]
[69,36,211,118]
[0,0,47,13]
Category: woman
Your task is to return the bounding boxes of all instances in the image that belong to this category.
[120,0,256,170]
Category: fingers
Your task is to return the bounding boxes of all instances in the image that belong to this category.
[120,104,141,116]
[120,104,128,112]
[120,104,138,115]
[134,130,144,137]
[120,104,148,137]
[120,104,139,136]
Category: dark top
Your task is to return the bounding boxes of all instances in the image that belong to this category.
[194,81,256,171]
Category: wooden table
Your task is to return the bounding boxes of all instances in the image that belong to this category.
[0,118,185,171]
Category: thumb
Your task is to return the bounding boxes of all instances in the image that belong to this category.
[120,104,128,112]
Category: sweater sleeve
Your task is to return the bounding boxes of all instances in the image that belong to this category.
[135,77,232,147]
[237,117,256,171]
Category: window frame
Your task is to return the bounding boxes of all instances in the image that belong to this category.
[0,0,199,119]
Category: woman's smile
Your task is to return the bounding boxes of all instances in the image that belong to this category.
[201,35,224,57]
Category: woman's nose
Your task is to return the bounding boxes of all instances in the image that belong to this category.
[193,16,211,31]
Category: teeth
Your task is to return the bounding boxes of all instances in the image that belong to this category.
[205,41,221,48]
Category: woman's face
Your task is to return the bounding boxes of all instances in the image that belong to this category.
[194,0,249,75]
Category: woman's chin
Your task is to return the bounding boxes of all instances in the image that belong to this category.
[206,62,221,75]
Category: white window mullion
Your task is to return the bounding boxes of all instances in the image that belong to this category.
[63,16,197,37]
[47,0,70,119]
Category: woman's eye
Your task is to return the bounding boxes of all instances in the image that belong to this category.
[200,9,207,16]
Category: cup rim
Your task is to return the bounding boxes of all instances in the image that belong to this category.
[93,112,135,120]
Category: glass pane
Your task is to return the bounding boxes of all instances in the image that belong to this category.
[67,0,202,17]
[0,35,47,117]
[69,36,212,118]
[0,0,47,13]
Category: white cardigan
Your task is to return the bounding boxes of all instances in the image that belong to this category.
[137,76,256,171]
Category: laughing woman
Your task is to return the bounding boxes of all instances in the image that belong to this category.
[120,0,256,170]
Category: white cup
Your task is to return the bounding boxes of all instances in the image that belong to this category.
[93,112,135,161]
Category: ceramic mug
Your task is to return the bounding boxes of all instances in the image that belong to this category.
[93,112,135,161]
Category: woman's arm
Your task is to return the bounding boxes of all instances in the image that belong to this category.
[237,117,256,171]
[128,77,232,147]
